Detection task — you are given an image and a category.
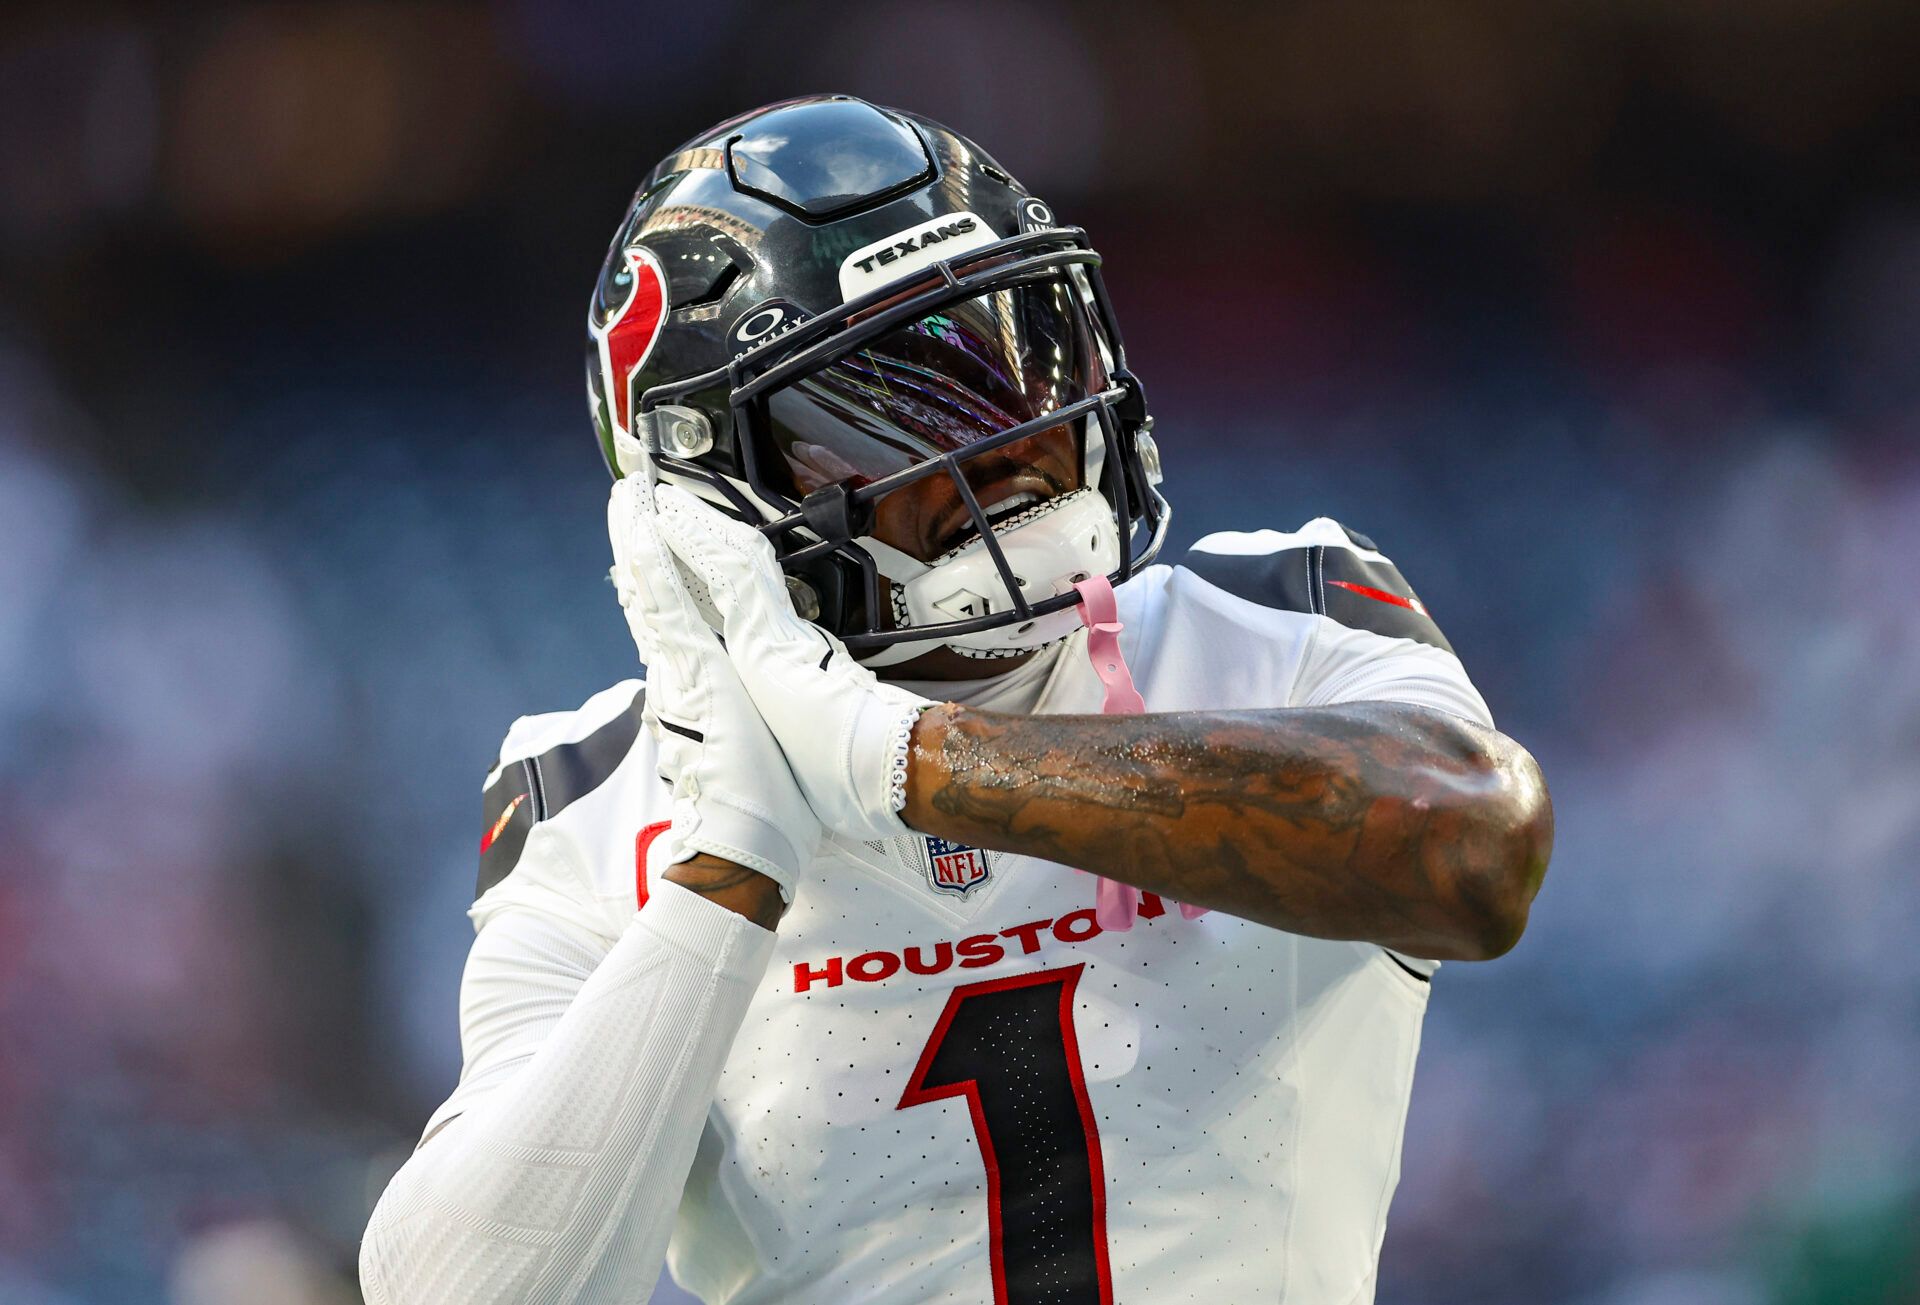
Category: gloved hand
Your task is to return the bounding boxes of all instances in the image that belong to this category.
[609,476,820,900]
[650,483,935,844]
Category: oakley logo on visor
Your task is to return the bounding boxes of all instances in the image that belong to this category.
[837,211,999,301]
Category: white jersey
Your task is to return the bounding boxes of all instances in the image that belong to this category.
[436,519,1492,1305]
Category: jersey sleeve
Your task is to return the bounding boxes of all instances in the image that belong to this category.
[360,881,777,1305]
[420,876,616,1143]
[1179,518,1494,728]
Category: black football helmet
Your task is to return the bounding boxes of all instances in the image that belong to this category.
[587,94,1168,665]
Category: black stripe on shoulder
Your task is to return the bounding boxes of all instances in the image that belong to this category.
[526,691,646,822]
[1181,544,1321,617]
[476,687,647,899]
[1183,540,1454,654]
[476,759,538,895]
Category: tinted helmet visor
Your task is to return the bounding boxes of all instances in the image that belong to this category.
[760,272,1106,500]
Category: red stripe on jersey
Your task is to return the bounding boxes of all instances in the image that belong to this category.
[1058,969,1114,1304]
[634,821,671,909]
[1328,578,1430,617]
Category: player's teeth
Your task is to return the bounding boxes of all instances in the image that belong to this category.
[989,492,1040,514]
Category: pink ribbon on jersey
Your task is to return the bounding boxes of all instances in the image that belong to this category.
[1072,576,1208,932]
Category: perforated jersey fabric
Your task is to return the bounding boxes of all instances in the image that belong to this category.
[369,519,1494,1305]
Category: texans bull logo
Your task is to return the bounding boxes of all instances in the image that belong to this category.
[593,244,669,435]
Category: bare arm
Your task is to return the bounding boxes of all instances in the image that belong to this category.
[663,852,787,928]
[904,701,1553,961]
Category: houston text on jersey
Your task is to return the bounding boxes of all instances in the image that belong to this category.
[791,892,1181,993]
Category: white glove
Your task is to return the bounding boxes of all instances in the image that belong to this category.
[609,477,821,899]
[651,483,935,843]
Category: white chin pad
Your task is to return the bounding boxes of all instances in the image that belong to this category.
[888,489,1120,653]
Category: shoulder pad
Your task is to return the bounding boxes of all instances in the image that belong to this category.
[477,681,647,899]
[1181,519,1453,654]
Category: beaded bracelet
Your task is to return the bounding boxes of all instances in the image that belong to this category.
[887,703,938,812]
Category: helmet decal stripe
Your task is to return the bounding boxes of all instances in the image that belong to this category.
[602,246,669,435]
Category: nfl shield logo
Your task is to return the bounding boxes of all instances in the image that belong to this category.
[923,836,992,896]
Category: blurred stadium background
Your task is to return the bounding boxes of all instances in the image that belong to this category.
[4,2,1919,1302]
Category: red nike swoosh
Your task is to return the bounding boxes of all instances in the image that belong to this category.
[481,792,528,853]
[1328,579,1430,617]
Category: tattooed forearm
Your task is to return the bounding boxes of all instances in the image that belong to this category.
[904,702,1553,960]
[661,853,786,930]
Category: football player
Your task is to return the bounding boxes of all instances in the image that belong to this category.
[360,96,1553,1305]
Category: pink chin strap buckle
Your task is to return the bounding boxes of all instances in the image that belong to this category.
[1071,576,1207,932]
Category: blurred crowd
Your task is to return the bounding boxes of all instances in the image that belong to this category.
[3,2,1918,1303]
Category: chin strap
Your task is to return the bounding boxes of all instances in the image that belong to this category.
[1071,576,1208,932]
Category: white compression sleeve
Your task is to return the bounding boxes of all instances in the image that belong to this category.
[359,879,775,1305]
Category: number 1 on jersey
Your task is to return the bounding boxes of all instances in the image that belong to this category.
[898,963,1113,1305]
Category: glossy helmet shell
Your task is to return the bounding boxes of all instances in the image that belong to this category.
[586,94,1168,655]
